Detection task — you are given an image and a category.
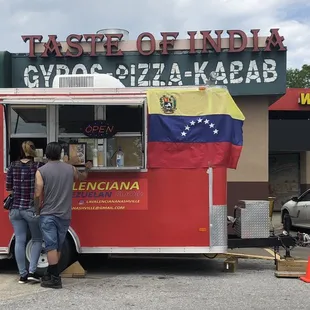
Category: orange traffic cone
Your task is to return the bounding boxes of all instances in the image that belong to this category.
[300,256,310,283]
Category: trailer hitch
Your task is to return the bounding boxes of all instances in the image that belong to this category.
[271,231,310,263]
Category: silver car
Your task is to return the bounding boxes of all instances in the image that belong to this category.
[281,189,310,231]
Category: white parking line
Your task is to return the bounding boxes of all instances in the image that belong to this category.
[264,248,281,260]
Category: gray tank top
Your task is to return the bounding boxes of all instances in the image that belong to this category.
[38,161,74,220]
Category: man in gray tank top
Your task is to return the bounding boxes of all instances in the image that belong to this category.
[34,142,92,289]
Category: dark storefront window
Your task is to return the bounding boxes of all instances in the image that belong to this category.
[269,111,310,151]
[269,111,310,120]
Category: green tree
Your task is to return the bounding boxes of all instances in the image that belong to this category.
[287,64,310,88]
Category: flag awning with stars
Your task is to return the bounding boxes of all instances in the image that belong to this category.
[146,87,245,169]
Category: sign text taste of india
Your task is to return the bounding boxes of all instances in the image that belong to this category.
[22,28,286,57]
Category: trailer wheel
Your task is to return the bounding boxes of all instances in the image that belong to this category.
[25,240,48,274]
[283,212,292,232]
[25,236,73,276]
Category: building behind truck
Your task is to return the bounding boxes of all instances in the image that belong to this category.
[269,88,310,211]
[0,28,289,274]
[0,27,287,213]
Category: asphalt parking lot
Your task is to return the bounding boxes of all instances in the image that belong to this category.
[0,255,310,310]
[0,213,309,310]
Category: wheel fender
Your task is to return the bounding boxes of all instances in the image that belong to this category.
[67,226,81,253]
[9,226,81,255]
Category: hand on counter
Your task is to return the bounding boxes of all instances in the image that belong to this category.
[64,156,92,171]
[73,161,93,181]
[85,161,93,171]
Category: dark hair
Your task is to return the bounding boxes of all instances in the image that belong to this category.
[46,142,62,161]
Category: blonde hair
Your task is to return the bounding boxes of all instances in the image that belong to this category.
[21,141,37,158]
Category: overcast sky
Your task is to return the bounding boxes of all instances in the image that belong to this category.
[0,0,309,69]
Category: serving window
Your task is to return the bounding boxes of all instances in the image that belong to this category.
[11,105,47,134]
[106,105,143,168]
[57,104,97,166]
[7,105,48,163]
[58,105,95,134]
[4,99,147,171]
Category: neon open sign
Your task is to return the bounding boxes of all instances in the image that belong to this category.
[81,120,117,138]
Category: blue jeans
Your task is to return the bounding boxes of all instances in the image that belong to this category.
[40,215,70,252]
[9,208,43,277]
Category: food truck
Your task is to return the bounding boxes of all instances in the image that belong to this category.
[0,74,293,275]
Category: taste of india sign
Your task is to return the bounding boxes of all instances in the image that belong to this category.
[11,51,286,96]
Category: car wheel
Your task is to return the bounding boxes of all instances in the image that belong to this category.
[25,237,73,276]
[283,212,292,232]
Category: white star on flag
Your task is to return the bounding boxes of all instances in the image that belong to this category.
[180,118,219,139]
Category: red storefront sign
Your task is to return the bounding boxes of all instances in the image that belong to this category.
[72,178,148,211]
[269,88,310,111]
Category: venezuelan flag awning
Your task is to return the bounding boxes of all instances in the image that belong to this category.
[147,87,245,169]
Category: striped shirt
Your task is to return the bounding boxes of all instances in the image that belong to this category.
[6,160,45,209]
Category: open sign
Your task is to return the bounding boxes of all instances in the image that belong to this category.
[81,120,117,138]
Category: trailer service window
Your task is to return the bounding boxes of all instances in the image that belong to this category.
[5,101,146,171]
[8,105,47,162]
